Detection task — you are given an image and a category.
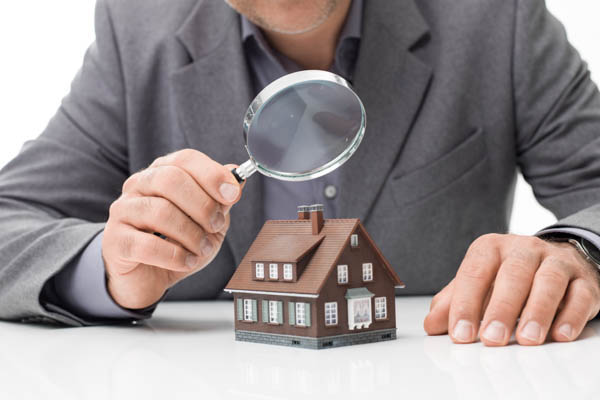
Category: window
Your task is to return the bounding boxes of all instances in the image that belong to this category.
[325,302,338,326]
[269,263,278,279]
[255,263,264,279]
[283,264,293,280]
[375,297,387,320]
[296,302,306,326]
[362,263,373,281]
[243,299,254,321]
[347,297,372,329]
[269,301,279,324]
[337,265,348,284]
[351,234,359,247]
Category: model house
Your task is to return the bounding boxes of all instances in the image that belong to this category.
[224,204,405,349]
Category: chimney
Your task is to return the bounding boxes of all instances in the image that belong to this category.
[297,205,310,220]
[309,204,324,235]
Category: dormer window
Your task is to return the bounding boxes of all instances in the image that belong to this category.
[362,263,373,282]
[269,263,278,279]
[255,263,264,279]
[337,265,348,284]
[283,264,293,280]
[351,234,359,248]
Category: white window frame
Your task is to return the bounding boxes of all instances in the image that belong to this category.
[269,263,278,279]
[351,234,359,247]
[255,263,264,279]
[347,297,373,330]
[325,302,338,326]
[283,264,293,280]
[243,299,253,321]
[337,264,348,284]
[375,297,387,320]
[269,301,279,324]
[296,302,306,326]
[362,263,373,282]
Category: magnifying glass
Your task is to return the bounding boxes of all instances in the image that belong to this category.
[232,70,366,182]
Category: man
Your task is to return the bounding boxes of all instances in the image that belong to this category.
[0,0,599,347]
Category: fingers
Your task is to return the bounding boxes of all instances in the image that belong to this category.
[150,150,242,205]
[117,196,215,258]
[515,256,571,345]
[424,280,454,335]
[550,278,600,342]
[123,165,226,234]
[479,240,543,346]
[448,234,502,344]
[115,227,198,274]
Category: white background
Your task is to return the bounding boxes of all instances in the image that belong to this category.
[0,1,599,234]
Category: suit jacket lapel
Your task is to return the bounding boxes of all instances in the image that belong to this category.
[339,0,433,221]
[171,0,262,265]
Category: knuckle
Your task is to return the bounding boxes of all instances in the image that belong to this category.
[451,299,475,318]
[488,297,519,318]
[523,235,545,250]
[108,198,123,219]
[473,233,502,249]
[153,198,175,222]
[137,234,160,259]
[458,262,488,281]
[154,166,185,193]
[544,255,570,271]
[500,259,531,281]
[118,231,136,260]
[122,172,141,193]
[575,282,596,305]
[173,149,204,165]
[536,264,568,284]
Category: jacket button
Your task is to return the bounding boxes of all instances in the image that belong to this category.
[324,184,337,199]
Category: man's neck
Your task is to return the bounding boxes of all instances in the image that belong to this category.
[261,1,352,71]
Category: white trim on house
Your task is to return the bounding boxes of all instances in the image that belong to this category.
[224,289,319,298]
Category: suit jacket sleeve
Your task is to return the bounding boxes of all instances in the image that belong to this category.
[0,0,130,326]
[514,0,600,230]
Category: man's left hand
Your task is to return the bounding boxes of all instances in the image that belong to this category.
[424,234,600,346]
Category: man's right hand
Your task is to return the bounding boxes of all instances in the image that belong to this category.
[102,149,243,310]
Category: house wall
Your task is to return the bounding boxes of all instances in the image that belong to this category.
[233,293,318,338]
[315,227,397,338]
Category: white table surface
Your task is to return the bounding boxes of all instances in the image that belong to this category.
[1,296,599,400]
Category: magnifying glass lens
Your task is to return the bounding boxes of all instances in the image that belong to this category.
[247,80,363,176]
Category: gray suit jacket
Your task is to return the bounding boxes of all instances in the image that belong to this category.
[1,0,599,325]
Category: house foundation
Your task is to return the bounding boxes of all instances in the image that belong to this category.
[235,328,397,350]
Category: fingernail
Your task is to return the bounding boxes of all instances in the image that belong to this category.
[185,254,199,268]
[521,320,542,342]
[219,183,239,202]
[200,237,213,256]
[482,320,507,343]
[210,211,225,231]
[453,320,474,342]
[558,323,573,340]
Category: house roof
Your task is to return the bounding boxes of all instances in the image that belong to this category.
[250,234,325,263]
[225,218,404,296]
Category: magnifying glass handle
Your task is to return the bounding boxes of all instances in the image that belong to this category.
[231,159,257,183]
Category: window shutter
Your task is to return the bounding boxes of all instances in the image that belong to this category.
[262,300,269,323]
[251,299,258,322]
[305,303,311,327]
[289,302,296,325]
[277,301,283,324]
[237,298,243,321]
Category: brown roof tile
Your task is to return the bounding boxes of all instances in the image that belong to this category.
[250,234,324,263]
[225,218,404,295]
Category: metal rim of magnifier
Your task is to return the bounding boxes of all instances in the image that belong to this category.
[242,70,366,182]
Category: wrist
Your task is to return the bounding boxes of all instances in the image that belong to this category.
[106,273,167,310]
